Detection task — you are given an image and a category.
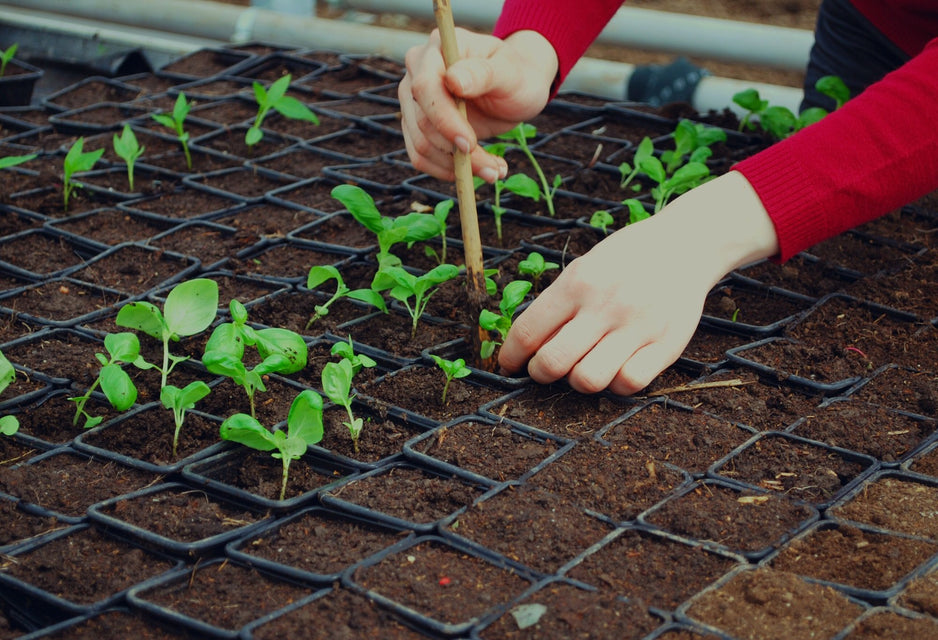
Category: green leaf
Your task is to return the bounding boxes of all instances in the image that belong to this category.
[104,332,140,363]
[266,74,291,104]
[99,363,137,411]
[162,380,211,412]
[220,413,277,451]
[204,323,246,360]
[254,327,307,374]
[500,280,532,317]
[306,265,342,291]
[245,126,263,146]
[797,107,828,130]
[622,199,650,225]
[172,92,191,123]
[322,359,354,406]
[287,389,324,447]
[116,301,166,340]
[203,351,248,382]
[273,95,319,124]
[0,153,37,170]
[502,173,541,200]
[761,105,798,139]
[331,184,384,233]
[0,350,15,396]
[815,75,850,109]
[346,288,388,312]
[0,415,19,435]
[163,278,219,338]
[732,88,767,113]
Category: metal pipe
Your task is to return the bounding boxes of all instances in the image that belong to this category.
[341,0,815,71]
[0,0,803,113]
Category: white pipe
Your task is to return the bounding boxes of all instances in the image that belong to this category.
[342,0,815,71]
[0,0,803,113]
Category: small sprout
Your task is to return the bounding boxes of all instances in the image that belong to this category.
[371,263,460,340]
[113,124,144,192]
[203,299,307,418]
[331,184,443,268]
[330,336,376,375]
[479,280,533,361]
[322,358,363,453]
[0,350,19,436]
[421,199,455,265]
[116,278,219,389]
[497,123,562,217]
[618,137,654,192]
[517,251,559,293]
[69,331,142,429]
[621,199,650,225]
[160,380,211,458]
[0,44,17,77]
[220,389,324,500]
[429,354,470,406]
[305,264,386,330]
[246,74,319,147]
[62,137,105,211]
[589,210,615,235]
[151,93,193,169]
[733,75,849,140]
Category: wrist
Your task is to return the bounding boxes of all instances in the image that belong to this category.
[503,30,559,96]
[650,171,780,285]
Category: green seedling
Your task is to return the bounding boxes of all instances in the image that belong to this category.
[116,278,219,389]
[419,199,455,265]
[69,332,142,429]
[0,350,19,436]
[589,209,616,235]
[371,263,460,340]
[113,124,144,192]
[0,44,17,77]
[321,358,363,453]
[733,75,849,140]
[517,251,559,293]
[621,140,713,213]
[203,299,307,418]
[618,137,654,193]
[660,120,726,174]
[479,279,533,360]
[246,74,319,147]
[479,141,541,243]
[330,336,376,375]
[621,199,651,225]
[220,389,324,500]
[305,264,386,330]
[151,93,193,170]
[0,153,37,171]
[496,123,562,217]
[331,184,443,268]
[160,380,211,458]
[62,137,105,211]
[428,354,470,407]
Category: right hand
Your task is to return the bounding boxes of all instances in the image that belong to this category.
[398,28,559,183]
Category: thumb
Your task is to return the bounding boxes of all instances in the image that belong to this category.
[444,57,506,100]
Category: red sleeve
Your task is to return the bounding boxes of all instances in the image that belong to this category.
[493,0,625,90]
[734,38,938,262]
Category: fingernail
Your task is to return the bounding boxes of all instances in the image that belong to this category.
[454,136,471,154]
[480,167,499,183]
[497,159,508,179]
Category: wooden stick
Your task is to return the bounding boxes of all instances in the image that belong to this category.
[432,0,492,366]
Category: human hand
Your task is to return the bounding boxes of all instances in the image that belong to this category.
[399,28,558,183]
[497,172,780,395]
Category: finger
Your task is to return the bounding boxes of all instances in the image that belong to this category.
[497,289,577,374]
[565,329,652,395]
[525,311,612,385]
[608,337,689,397]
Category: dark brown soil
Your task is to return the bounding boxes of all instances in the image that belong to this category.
[685,568,864,640]
[0,526,175,606]
[643,481,816,557]
[352,538,532,631]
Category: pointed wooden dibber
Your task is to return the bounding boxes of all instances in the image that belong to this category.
[432,0,494,370]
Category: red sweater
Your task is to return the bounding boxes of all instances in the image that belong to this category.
[494,1,938,260]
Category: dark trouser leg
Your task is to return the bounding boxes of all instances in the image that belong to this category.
[802,0,910,111]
